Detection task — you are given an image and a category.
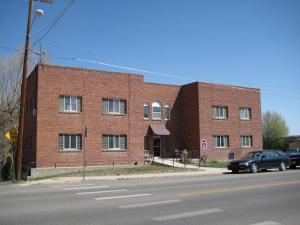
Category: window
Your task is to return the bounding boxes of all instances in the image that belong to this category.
[102,135,127,150]
[144,103,149,119]
[59,96,82,113]
[212,106,228,119]
[241,136,252,148]
[165,104,170,120]
[213,136,229,149]
[152,101,162,120]
[59,134,82,151]
[102,99,126,115]
[240,108,251,120]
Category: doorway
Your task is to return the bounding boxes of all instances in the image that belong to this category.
[153,136,161,157]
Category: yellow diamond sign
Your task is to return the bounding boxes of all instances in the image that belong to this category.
[5,128,18,143]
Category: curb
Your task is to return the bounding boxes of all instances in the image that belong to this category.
[20,168,228,186]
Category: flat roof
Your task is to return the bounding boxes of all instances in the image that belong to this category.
[35,64,260,91]
[37,63,143,77]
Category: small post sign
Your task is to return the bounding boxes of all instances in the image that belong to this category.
[200,139,208,149]
[228,152,235,161]
[5,128,18,144]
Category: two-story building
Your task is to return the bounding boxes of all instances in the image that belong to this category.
[23,64,262,169]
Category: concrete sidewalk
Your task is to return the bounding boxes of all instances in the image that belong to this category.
[152,157,201,169]
[20,167,228,186]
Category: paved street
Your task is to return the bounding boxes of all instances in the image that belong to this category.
[1,169,300,225]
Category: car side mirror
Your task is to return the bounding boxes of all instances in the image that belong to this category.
[261,155,266,160]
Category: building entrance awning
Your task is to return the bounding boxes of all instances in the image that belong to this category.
[150,124,170,135]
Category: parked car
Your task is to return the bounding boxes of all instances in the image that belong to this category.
[227,150,289,173]
[287,149,300,169]
[286,148,300,155]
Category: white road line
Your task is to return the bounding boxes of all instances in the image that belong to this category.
[76,189,127,195]
[52,184,93,188]
[153,208,223,221]
[119,199,181,209]
[95,193,151,201]
[250,221,281,225]
[63,186,109,191]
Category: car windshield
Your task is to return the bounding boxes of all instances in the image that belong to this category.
[274,150,286,156]
[287,149,299,154]
[241,152,261,159]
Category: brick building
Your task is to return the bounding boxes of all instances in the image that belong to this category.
[23,64,262,168]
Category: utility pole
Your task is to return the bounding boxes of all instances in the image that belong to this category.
[82,127,87,181]
[16,0,52,180]
[16,0,33,181]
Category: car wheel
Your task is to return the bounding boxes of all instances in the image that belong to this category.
[290,164,296,169]
[232,169,239,174]
[250,163,259,173]
[279,162,286,171]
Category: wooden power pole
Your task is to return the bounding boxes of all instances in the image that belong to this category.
[16,0,33,180]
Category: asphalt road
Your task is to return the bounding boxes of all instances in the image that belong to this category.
[1,169,300,225]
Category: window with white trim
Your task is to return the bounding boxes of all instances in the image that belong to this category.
[102,135,127,151]
[240,108,251,120]
[165,104,170,120]
[59,96,82,113]
[102,99,126,115]
[213,135,229,149]
[59,134,82,151]
[212,106,228,119]
[241,136,252,147]
[144,103,149,119]
[152,101,162,120]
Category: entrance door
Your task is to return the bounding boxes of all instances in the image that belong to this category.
[153,136,161,157]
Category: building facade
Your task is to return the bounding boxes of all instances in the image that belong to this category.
[24,64,262,168]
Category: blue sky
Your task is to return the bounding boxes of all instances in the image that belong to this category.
[1,0,300,135]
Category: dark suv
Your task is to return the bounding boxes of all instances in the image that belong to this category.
[287,149,300,169]
[227,150,289,173]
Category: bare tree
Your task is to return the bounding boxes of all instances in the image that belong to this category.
[0,53,23,179]
[263,111,289,149]
[0,50,50,179]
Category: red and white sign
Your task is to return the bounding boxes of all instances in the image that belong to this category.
[201,139,208,149]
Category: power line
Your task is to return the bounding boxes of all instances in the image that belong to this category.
[48,52,300,96]
[0,44,41,55]
[0,45,24,53]
[48,53,195,82]
[31,0,75,48]
[45,39,300,92]
[1,44,300,99]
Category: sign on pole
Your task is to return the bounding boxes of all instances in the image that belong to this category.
[5,128,18,144]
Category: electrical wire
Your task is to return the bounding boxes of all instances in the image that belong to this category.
[48,53,195,82]
[1,44,300,99]
[0,45,24,53]
[31,0,75,48]
[45,39,300,92]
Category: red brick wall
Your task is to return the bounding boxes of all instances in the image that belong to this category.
[24,64,263,168]
[143,82,181,157]
[180,82,201,157]
[198,82,263,160]
[23,67,38,167]
[34,64,144,167]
